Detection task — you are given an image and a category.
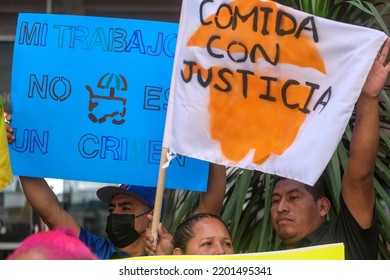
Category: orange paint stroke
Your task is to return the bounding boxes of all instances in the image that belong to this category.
[186,0,325,164]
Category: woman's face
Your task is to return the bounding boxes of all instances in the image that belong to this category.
[175,217,234,255]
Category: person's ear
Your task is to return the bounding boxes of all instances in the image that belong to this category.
[318,197,331,217]
[173,248,183,255]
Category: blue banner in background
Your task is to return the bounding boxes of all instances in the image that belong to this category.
[10,13,208,191]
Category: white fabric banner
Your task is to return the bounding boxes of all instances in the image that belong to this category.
[163,0,387,185]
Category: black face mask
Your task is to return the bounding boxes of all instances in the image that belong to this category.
[105,211,149,248]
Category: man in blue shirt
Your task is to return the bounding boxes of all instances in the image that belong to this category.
[81,184,155,259]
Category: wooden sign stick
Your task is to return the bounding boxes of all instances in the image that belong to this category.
[151,146,168,246]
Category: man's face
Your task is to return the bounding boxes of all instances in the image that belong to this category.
[108,194,151,234]
[270,179,324,247]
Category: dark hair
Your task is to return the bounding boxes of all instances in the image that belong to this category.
[172,213,231,253]
[273,174,328,201]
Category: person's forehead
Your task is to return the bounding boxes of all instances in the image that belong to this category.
[193,218,229,236]
[273,179,306,193]
[110,193,145,206]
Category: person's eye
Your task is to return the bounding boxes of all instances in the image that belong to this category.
[224,241,232,247]
[271,199,279,205]
[201,242,212,247]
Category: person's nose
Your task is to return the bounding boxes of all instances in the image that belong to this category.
[277,197,289,213]
[214,243,226,255]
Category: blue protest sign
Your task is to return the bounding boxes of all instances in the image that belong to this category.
[10,13,208,191]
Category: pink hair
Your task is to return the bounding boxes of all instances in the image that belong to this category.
[7,227,98,260]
